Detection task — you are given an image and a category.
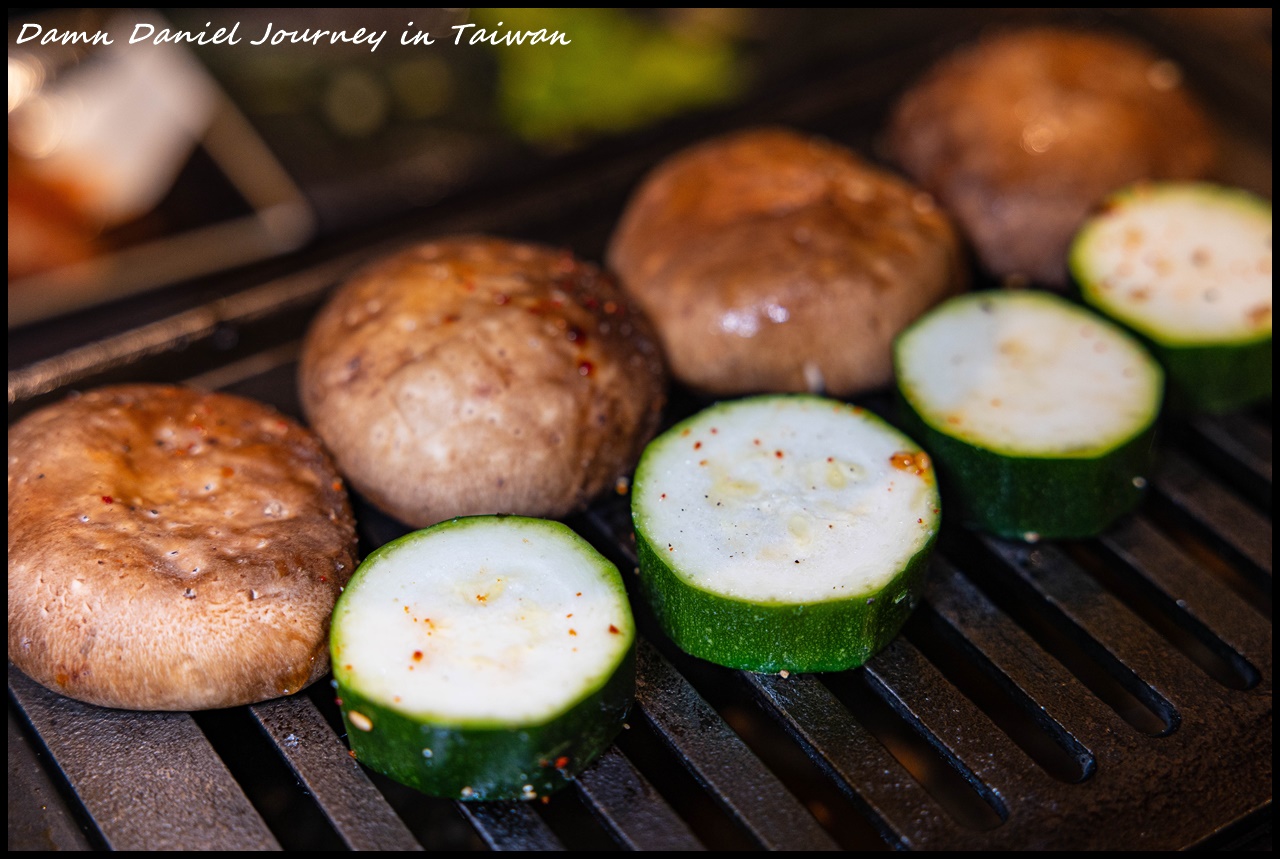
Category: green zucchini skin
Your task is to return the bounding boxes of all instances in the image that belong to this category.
[1070,182,1272,415]
[631,394,940,674]
[635,524,932,673]
[336,646,634,801]
[1131,335,1270,415]
[895,391,1157,539]
[331,515,635,801]
[893,290,1163,540]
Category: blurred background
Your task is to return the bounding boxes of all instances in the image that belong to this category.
[7,8,1272,332]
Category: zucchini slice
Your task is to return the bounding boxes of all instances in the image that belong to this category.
[1070,182,1272,413]
[631,395,939,673]
[331,516,634,801]
[894,291,1163,539]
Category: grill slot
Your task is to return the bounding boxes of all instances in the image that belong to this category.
[247,696,421,851]
[571,745,704,852]
[8,667,280,851]
[634,643,840,851]
[611,700,763,851]
[898,601,1095,784]
[864,640,1015,829]
[191,701,346,851]
[1073,526,1261,691]
[459,800,563,851]
[8,10,1271,851]
[940,536,1175,737]
[975,538,1184,736]
[1178,414,1272,511]
[815,651,1010,833]
[1150,451,1273,585]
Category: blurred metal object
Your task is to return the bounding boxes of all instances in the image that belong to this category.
[7,10,314,328]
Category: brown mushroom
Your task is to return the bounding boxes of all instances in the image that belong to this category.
[7,385,358,710]
[606,126,967,397]
[886,27,1218,287]
[297,236,667,528]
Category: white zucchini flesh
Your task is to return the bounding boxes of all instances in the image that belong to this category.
[332,518,632,725]
[1071,184,1272,345]
[634,396,938,604]
[896,292,1162,457]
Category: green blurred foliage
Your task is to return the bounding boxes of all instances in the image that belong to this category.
[471,8,745,147]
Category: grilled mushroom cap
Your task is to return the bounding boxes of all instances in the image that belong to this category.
[607,126,967,397]
[7,385,358,710]
[887,27,1217,287]
[298,236,667,528]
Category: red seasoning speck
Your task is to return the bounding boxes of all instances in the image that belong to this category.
[890,451,931,476]
[101,496,114,504]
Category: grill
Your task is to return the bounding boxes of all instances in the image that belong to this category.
[8,9,1272,851]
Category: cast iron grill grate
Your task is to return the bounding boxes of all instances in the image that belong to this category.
[8,10,1271,851]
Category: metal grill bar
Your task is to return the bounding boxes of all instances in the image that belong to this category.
[924,559,1128,751]
[976,538,1198,704]
[457,801,564,851]
[635,642,840,851]
[8,708,95,851]
[573,746,704,851]
[745,669,953,849]
[1152,450,1273,580]
[865,639,1029,817]
[1185,414,1273,503]
[8,665,279,851]
[967,536,1271,848]
[1095,516,1270,671]
[248,696,421,851]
